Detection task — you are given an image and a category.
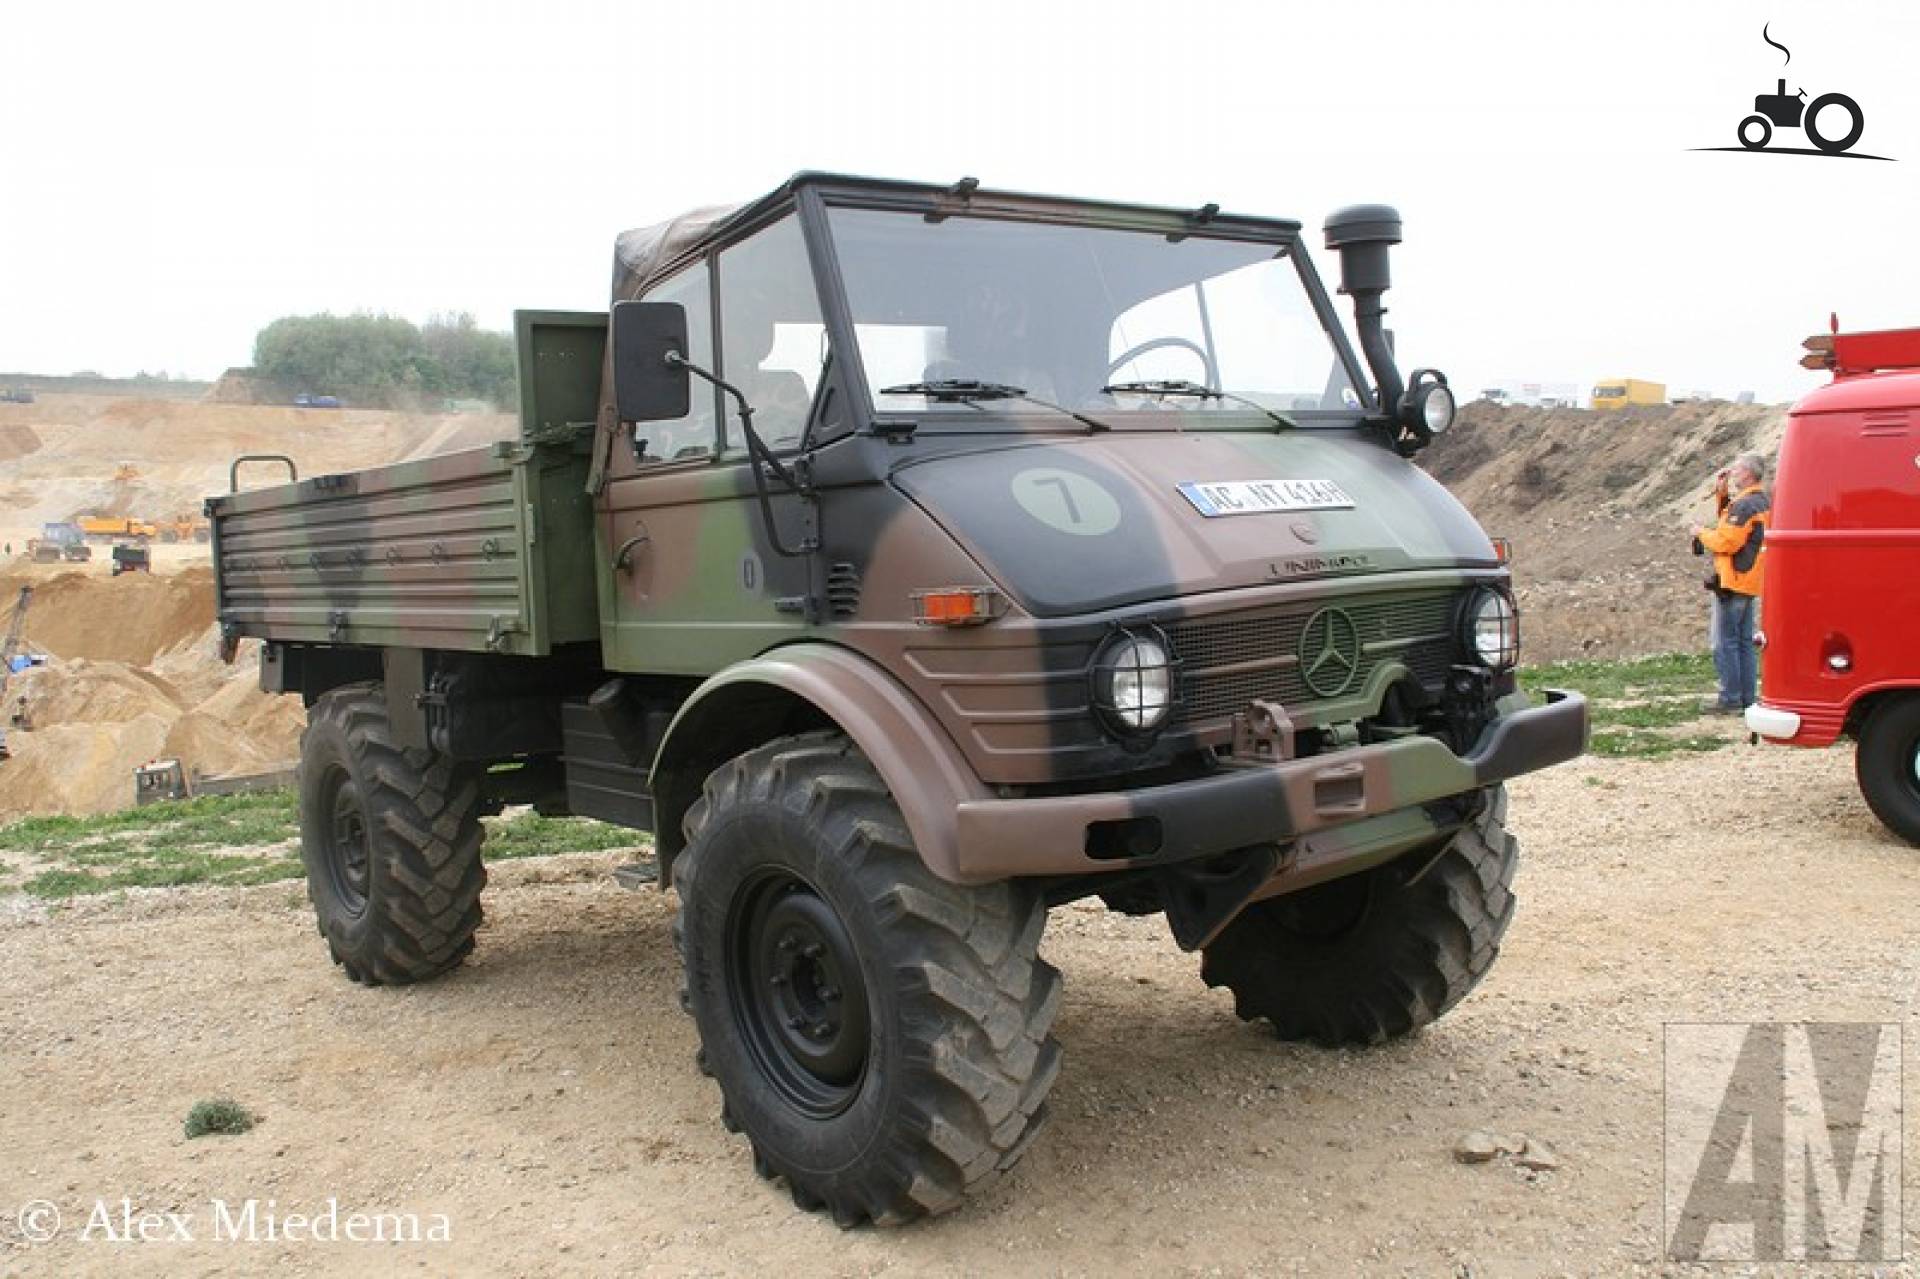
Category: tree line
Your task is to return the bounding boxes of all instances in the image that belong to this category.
[252,312,515,406]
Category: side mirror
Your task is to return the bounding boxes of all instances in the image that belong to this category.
[611,300,691,422]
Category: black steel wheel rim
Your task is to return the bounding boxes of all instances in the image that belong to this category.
[322,765,371,916]
[726,867,871,1119]
[1265,870,1375,945]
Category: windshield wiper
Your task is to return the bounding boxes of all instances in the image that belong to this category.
[880,379,1111,433]
[1100,379,1296,429]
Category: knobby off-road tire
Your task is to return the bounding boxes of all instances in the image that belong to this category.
[1856,696,1920,846]
[298,682,487,985]
[1201,786,1517,1047]
[674,730,1062,1227]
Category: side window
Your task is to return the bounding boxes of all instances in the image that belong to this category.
[718,216,826,452]
[637,263,717,463]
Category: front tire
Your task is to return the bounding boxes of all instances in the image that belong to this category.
[298,683,487,985]
[1857,696,1920,846]
[675,730,1061,1227]
[1201,787,1517,1046]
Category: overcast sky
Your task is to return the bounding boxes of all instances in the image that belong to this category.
[3,0,1914,403]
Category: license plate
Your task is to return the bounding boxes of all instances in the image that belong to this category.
[1176,479,1355,518]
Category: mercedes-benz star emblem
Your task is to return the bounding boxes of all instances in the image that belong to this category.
[1298,607,1361,697]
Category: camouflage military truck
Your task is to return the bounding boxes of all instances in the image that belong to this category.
[209,174,1588,1226]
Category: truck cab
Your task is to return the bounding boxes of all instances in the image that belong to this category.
[1748,324,1920,843]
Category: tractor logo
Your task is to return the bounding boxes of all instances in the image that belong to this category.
[1693,25,1890,162]
[1298,607,1361,698]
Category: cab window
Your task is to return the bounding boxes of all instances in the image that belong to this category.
[717,215,826,452]
[636,263,718,463]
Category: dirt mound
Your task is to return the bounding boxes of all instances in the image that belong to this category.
[0,716,173,819]
[1429,400,1787,525]
[0,423,40,464]
[3,566,214,665]
[5,660,184,726]
[1427,401,1789,662]
[0,642,302,817]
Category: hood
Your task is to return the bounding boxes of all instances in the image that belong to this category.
[890,429,1496,617]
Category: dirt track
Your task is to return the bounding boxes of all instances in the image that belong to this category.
[2,738,1914,1275]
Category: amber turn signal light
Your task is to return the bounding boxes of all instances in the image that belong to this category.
[911,587,1001,626]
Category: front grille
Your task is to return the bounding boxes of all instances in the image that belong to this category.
[1166,591,1459,726]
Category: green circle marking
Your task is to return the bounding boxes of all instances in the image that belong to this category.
[1010,468,1121,537]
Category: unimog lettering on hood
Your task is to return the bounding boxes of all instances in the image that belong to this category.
[206,173,1588,1229]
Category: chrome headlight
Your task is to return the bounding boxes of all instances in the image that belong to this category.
[1463,589,1519,670]
[1091,630,1174,735]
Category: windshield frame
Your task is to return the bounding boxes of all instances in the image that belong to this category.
[795,181,1376,435]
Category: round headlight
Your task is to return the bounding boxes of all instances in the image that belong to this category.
[1422,383,1455,435]
[1093,632,1173,734]
[1465,590,1519,670]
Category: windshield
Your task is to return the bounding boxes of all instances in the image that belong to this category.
[825,207,1361,422]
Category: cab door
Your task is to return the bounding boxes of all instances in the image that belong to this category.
[596,215,828,675]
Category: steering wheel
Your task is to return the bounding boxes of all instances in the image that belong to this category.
[1106,336,1218,389]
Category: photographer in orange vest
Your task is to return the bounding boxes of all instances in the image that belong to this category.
[1692,453,1770,714]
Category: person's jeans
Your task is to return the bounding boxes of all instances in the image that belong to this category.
[1712,592,1758,708]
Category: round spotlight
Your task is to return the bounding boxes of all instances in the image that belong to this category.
[1091,631,1174,735]
[1463,589,1519,670]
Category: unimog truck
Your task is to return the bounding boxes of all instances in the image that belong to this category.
[209,174,1588,1226]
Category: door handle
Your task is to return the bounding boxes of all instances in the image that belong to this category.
[614,532,651,572]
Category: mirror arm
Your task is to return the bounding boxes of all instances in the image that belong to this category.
[666,352,815,559]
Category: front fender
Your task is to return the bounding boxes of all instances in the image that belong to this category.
[649,643,992,884]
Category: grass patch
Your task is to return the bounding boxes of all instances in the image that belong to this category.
[1521,651,1716,703]
[184,1098,258,1139]
[0,787,644,900]
[0,791,297,855]
[483,812,650,861]
[1522,650,1739,760]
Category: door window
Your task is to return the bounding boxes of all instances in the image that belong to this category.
[636,263,718,462]
[717,216,826,452]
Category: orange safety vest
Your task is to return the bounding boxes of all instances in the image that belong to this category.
[1697,484,1769,596]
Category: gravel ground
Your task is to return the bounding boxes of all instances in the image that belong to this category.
[1,736,1914,1276]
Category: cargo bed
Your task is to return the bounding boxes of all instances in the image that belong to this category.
[209,435,596,658]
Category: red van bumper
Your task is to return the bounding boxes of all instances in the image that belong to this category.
[1745,699,1848,747]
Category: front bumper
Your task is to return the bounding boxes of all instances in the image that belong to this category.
[953,689,1589,880]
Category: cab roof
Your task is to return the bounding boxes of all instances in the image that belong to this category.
[611,172,1304,302]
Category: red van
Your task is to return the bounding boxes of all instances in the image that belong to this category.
[1747,323,1920,844]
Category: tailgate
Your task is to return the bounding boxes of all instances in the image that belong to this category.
[209,440,594,657]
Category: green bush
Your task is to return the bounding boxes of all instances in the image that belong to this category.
[184,1098,258,1139]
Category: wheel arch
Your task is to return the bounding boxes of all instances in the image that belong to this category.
[1843,683,1920,739]
[648,643,990,889]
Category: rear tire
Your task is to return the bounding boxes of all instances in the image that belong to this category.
[1856,696,1920,846]
[674,730,1061,1227]
[1201,787,1517,1046]
[298,682,487,985]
